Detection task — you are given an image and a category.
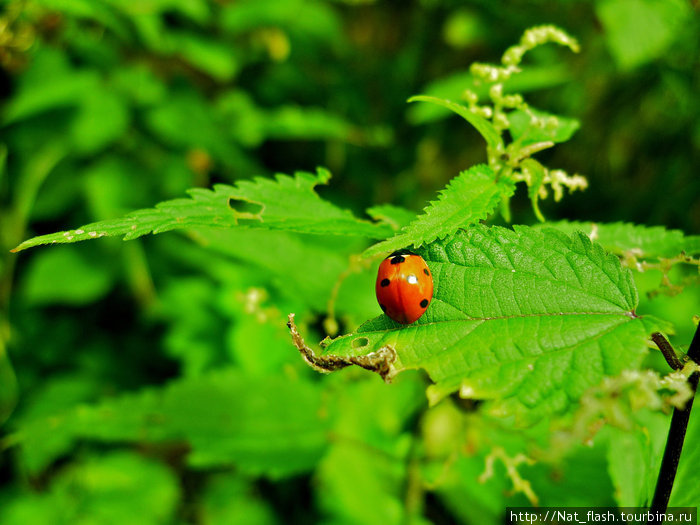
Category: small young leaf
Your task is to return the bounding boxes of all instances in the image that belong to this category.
[12,169,393,252]
[521,158,546,222]
[408,96,502,149]
[364,165,514,257]
[508,108,580,145]
[407,66,572,125]
[319,225,660,423]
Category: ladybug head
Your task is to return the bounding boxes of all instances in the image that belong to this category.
[388,249,416,257]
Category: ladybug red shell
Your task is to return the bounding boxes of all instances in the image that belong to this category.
[375,250,434,324]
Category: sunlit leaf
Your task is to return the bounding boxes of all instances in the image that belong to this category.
[364,165,513,257]
[319,225,660,423]
[12,169,393,252]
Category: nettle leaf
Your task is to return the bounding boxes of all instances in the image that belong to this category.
[364,165,514,257]
[408,96,502,149]
[309,225,660,423]
[12,169,392,252]
[544,221,700,260]
[15,370,329,477]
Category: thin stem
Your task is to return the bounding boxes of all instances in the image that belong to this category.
[649,324,700,518]
[651,332,683,371]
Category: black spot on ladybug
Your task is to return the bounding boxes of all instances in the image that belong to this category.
[380,278,390,287]
[390,255,405,264]
[420,299,429,308]
[380,304,387,312]
[424,268,430,276]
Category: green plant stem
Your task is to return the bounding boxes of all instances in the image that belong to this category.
[649,324,700,518]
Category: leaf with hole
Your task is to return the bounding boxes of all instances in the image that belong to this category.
[12,168,393,252]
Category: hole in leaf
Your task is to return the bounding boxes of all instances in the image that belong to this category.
[229,198,263,216]
[352,337,369,349]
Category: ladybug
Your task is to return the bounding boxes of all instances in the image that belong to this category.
[375,250,434,324]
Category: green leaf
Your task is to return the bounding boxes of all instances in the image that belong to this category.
[70,90,129,154]
[172,32,239,81]
[192,228,351,307]
[320,225,659,423]
[111,65,166,106]
[201,474,279,525]
[508,108,580,145]
[16,369,329,477]
[543,221,700,260]
[596,0,692,70]
[220,0,341,44]
[20,246,114,306]
[0,451,179,525]
[264,106,351,140]
[408,96,502,149]
[317,376,427,525]
[604,411,668,506]
[364,165,514,257]
[144,90,228,154]
[2,67,99,125]
[12,169,393,252]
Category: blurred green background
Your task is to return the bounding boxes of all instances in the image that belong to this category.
[0,0,699,523]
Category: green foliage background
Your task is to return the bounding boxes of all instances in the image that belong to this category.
[0,0,699,523]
